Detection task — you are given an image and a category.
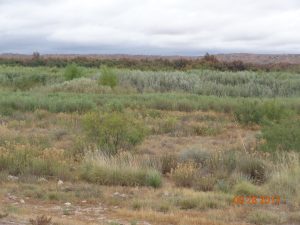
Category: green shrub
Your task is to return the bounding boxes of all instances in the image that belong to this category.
[234,101,291,125]
[261,119,300,152]
[83,112,146,155]
[146,170,162,188]
[98,66,118,88]
[234,101,264,124]
[64,63,83,80]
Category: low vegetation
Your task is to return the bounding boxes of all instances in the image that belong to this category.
[80,152,161,188]
[0,63,299,225]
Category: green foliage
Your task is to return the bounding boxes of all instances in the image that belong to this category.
[261,119,300,152]
[64,63,83,80]
[83,112,146,155]
[98,66,118,88]
[234,101,291,125]
[105,101,124,112]
[233,181,261,195]
[0,92,95,115]
[1,65,300,97]
[0,66,61,90]
[119,69,300,97]
[146,170,162,188]
[1,91,300,116]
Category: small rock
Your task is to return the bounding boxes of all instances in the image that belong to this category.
[81,200,87,203]
[20,199,25,204]
[7,175,19,181]
[64,202,72,206]
[113,192,127,198]
[57,180,64,185]
[163,191,169,196]
[38,177,48,183]
[7,194,17,200]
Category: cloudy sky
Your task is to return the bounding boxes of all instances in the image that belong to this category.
[0,0,300,55]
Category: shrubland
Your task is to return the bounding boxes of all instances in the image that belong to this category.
[0,63,299,225]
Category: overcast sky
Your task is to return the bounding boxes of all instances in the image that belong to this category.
[0,0,300,55]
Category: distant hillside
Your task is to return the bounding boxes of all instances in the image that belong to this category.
[215,53,300,65]
[1,53,300,65]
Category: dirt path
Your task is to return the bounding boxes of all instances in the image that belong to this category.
[0,198,152,225]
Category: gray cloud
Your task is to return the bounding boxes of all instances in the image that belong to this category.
[0,0,300,55]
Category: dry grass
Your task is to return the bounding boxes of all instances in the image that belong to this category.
[0,96,299,225]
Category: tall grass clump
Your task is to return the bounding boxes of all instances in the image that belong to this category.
[98,66,118,88]
[80,152,162,188]
[264,153,300,204]
[0,146,72,180]
[173,190,232,210]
